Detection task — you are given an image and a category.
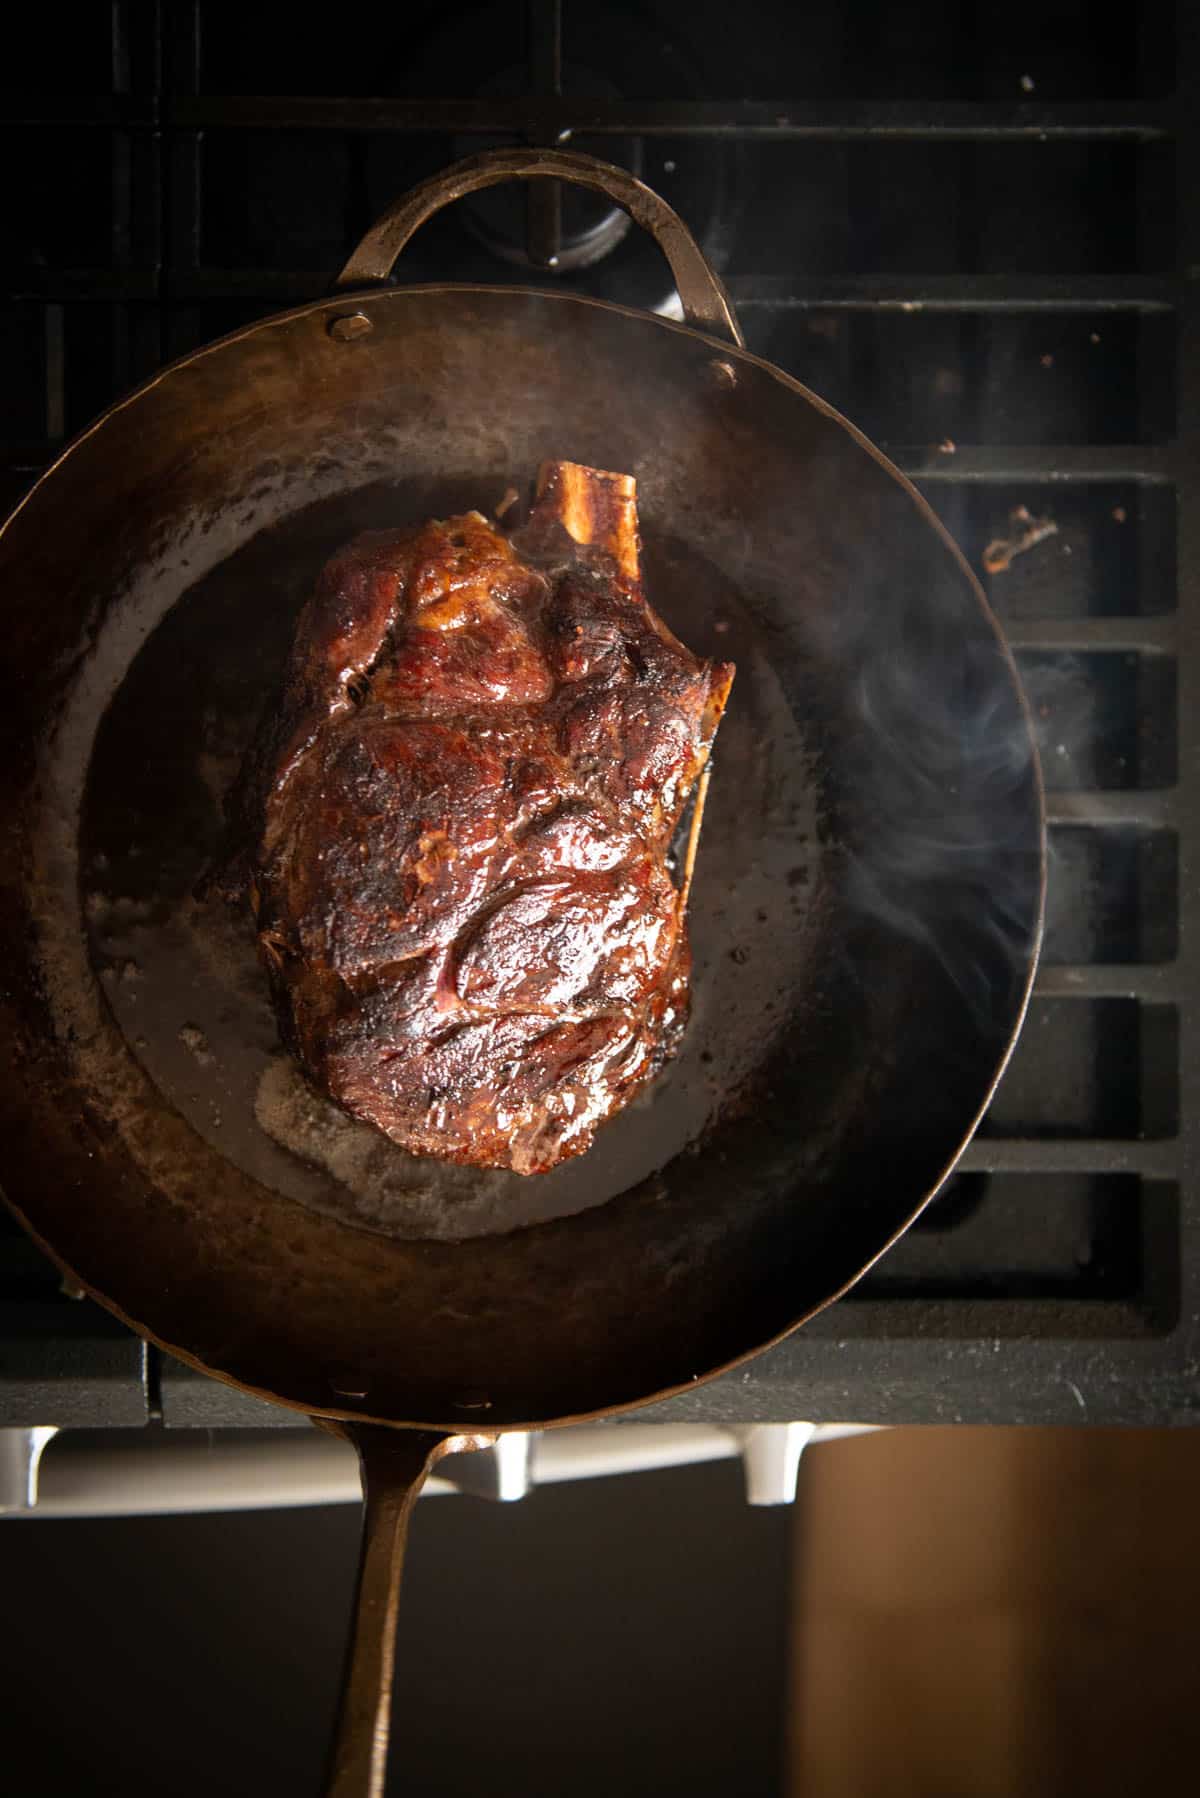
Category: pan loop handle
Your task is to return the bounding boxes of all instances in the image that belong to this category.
[334,147,744,349]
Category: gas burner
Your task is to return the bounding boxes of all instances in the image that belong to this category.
[405,2,740,315]
[455,71,644,274]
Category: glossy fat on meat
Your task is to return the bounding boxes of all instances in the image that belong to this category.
[225,463,733,1175]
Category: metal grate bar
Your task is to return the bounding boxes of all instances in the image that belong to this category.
[1043,790,1176,827]
[0,95,1169,140]
[163,2,203,284]
[1,96,158,126]
[0,1310,150,1428]
[9,270,1174,314]
[729,275,1176,313]
[1034,964,1180,1000]
[798,1303,1172,1349]
[3,270,161,302]
[163,96,1171,140]
[958,1139,1177,1178]
[1004,617,1177,654]
[902,445,1174,482]
[0,442,1173,504]
[653,1341,1191,1425]
[524,0,563,269]
[1168,6,1200,1330]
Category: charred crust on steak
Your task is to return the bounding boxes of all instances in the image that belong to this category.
[219,462,733,1175]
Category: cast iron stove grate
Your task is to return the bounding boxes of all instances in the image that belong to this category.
[0,0,1194,1426]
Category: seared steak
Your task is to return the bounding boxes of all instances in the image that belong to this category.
[224,462,733,1174]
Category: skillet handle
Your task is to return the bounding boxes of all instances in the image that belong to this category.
[333,146,744,349]
[323,1424,489,1798]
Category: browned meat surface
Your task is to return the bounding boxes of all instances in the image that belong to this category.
[224,462,733,1174]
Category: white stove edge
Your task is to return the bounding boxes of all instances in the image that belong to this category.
[0,1422,881,1517]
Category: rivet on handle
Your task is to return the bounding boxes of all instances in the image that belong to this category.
[328,312,374,343]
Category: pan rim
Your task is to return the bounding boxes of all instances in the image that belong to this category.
[0,281,1047,1432]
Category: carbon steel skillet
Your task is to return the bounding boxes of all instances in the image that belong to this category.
[0,150,1044,1796]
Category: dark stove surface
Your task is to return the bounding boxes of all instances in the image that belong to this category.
[1,1,1196,1427]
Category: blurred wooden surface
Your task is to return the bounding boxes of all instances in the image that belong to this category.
[788,1428,1200,1798]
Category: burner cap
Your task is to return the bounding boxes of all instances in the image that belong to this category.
[399,2,738,315]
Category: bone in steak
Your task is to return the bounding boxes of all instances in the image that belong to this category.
[224,462,733,1174]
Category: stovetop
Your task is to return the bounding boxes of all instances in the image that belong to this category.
[1,0,1196,1428]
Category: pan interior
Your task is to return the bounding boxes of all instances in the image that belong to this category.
[79,476,829,1242]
